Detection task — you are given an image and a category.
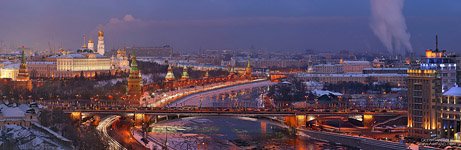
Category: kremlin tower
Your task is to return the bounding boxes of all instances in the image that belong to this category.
[243,59,252,79]
[127,51,142,101]
[165,65,175,82]
[204,69,209,79]
[97,29,105,55]
[14,48,32,91]
[180,66,189,81]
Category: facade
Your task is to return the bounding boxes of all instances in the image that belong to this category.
[54,53,112,78]
[313,64,343,74]
[407,69,441,139]
[440,86,461,140]
[28,62,57,78]
[341,60,371,73]
[363,68,408,74]
[296,73,407,86]
[0,62,19,80]
[127,53,143,101]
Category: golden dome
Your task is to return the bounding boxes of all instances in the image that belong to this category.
[88,39,94,43]
[98,30,104,37]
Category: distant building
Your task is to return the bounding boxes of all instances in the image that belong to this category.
[340,60,371,73]
[362,68,408,74]
[407,69,441,139]
[126,45,173,57]
[296,73,406,87]
[313,64,343,74]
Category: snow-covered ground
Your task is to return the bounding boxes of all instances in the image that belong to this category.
[0,125,72,150]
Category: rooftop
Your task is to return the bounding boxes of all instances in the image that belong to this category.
[443,86,461,97]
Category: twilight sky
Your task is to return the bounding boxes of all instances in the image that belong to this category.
[0,0,460,54]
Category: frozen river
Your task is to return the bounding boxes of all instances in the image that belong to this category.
[147,116,349,150]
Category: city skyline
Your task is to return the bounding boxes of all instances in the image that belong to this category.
[0,0,460,53]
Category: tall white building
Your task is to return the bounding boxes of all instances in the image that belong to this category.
[88,39,94,51]
[97,30,105,56]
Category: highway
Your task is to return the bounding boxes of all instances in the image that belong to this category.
[96,115,127,150]
[170,80,275,107]
[143,79,268,107]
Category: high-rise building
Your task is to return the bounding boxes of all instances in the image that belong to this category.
[420,35,457,92]
[97,30,105,56]
[127,52,142,101]
[407,69,441,139]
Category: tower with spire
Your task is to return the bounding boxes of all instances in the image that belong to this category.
[97,29,105,55]
[165,65,175,82]
[243,58,252,79]
[127,51,142,101]
[15,47,32,91]
[180,66,189,81]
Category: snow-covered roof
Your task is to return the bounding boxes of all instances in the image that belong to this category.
[50,52,107,59]
[444,86,461,96]
[297,73,407,77]
[3,63,20,69]
[1,106,25,117]
[343,61,370,65]
[312,90,343,97]
[363,68,408,71]
[304,81,323,86]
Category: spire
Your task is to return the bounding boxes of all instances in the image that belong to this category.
[181,66,189,80]
[204,69,209,79]
[82,34,87,48]
[246,58,251,68]
[165,65,175,81]
[21,46,26,65]
[130,50,138,71]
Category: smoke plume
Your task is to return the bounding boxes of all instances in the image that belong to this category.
[370,0,412,53]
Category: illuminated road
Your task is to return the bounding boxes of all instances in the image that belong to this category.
[171,80,275,107]
[143,79,267,107]
[96,115,127,150]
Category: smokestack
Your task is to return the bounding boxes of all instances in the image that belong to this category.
[370,0,412,54]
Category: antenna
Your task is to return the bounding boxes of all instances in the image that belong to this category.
[435,34,439,51]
